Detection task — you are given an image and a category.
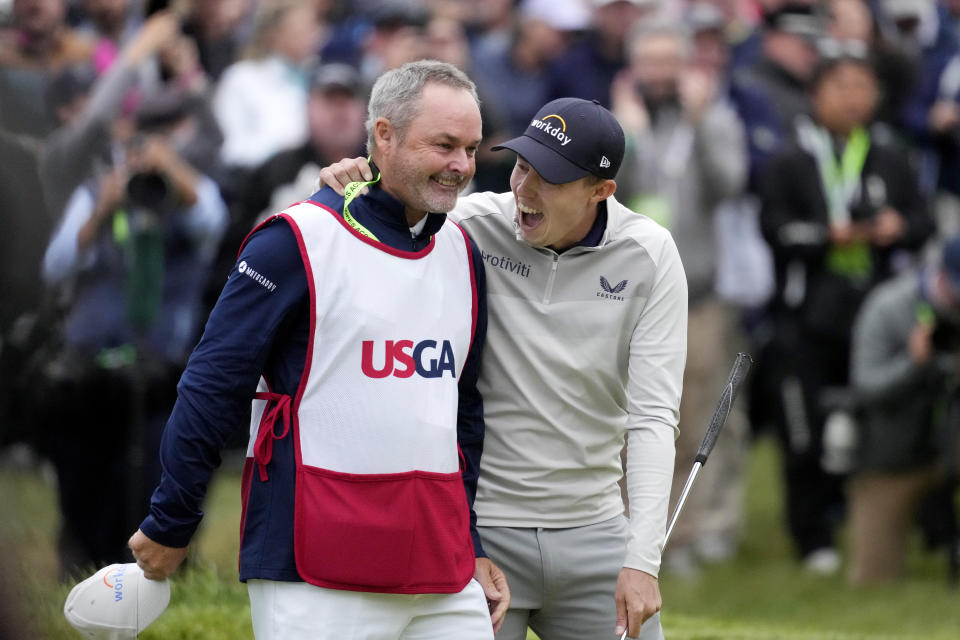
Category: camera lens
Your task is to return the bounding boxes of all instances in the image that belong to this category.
[126,171,171,211]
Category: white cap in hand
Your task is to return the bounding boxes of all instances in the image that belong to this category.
[64,563,170,639]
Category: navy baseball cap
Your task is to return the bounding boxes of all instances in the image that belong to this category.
[491,98,625,184]
[311,63,364,96]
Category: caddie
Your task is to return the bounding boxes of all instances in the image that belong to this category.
[320,97,687,640]
[127,60,509,639]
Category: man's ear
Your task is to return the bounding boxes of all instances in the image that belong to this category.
[373,117,394,154]
[592,179,617,203]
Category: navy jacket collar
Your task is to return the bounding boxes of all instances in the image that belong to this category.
[565,200,608,252]
[308,183,447,251]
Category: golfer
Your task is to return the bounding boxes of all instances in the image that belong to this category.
[321,96,687,640]
[128,61,509,639]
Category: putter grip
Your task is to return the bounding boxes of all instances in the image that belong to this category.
[693,353,753,465]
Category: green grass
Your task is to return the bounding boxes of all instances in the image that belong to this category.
[655,439,960,640]
[2,438,958,639]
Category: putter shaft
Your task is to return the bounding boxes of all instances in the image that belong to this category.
[664,461,702,549]
[618,354,752,640]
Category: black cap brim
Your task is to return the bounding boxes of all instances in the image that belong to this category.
[491,135,591,185]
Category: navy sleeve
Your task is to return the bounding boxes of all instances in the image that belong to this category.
[457,233,488,558]
[140,219,308,547]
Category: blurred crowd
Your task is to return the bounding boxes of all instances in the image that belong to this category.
[2,0,960,589]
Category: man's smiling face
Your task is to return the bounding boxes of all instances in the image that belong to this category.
[377,82,482,218]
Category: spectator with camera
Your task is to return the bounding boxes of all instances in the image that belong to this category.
[40,9,201,230]
[39,94,227,574]
[0,0,167,461]
[848,233,960,584]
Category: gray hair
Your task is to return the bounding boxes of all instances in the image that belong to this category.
[365,60,480,154]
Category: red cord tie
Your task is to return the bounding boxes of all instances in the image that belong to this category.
[252,392,292,481]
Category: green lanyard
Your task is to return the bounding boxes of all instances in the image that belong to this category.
[822,127,873,281]
[822,127,870,224]
[916,301,935,327]
[342,166,382,241]
[112,209,130,245]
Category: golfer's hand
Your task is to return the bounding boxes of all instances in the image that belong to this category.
[474,557,510,634]
[614,567,661,639]
[316,157,373,196]
[128,529,188,580]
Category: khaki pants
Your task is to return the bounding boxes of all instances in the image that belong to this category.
[847,467,938,585]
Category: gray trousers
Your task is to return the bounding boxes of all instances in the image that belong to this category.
[479,516,664,640]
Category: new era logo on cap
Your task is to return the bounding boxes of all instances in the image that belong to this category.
[491,98,625,184]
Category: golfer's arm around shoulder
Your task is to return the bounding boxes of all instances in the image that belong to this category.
[130,219,309,580]
[316,156,509,214]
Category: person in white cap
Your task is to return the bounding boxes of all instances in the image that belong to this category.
[64,563,170,639]
[320,95,686,640]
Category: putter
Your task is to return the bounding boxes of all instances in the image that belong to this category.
[620,353,753,640]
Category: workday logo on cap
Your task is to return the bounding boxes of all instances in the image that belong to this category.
[102,564,129,603]
[64,563,170,639]
[529,114,572,146]
[492,97,625,185]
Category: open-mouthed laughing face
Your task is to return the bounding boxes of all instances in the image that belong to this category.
[509,156,615,251]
